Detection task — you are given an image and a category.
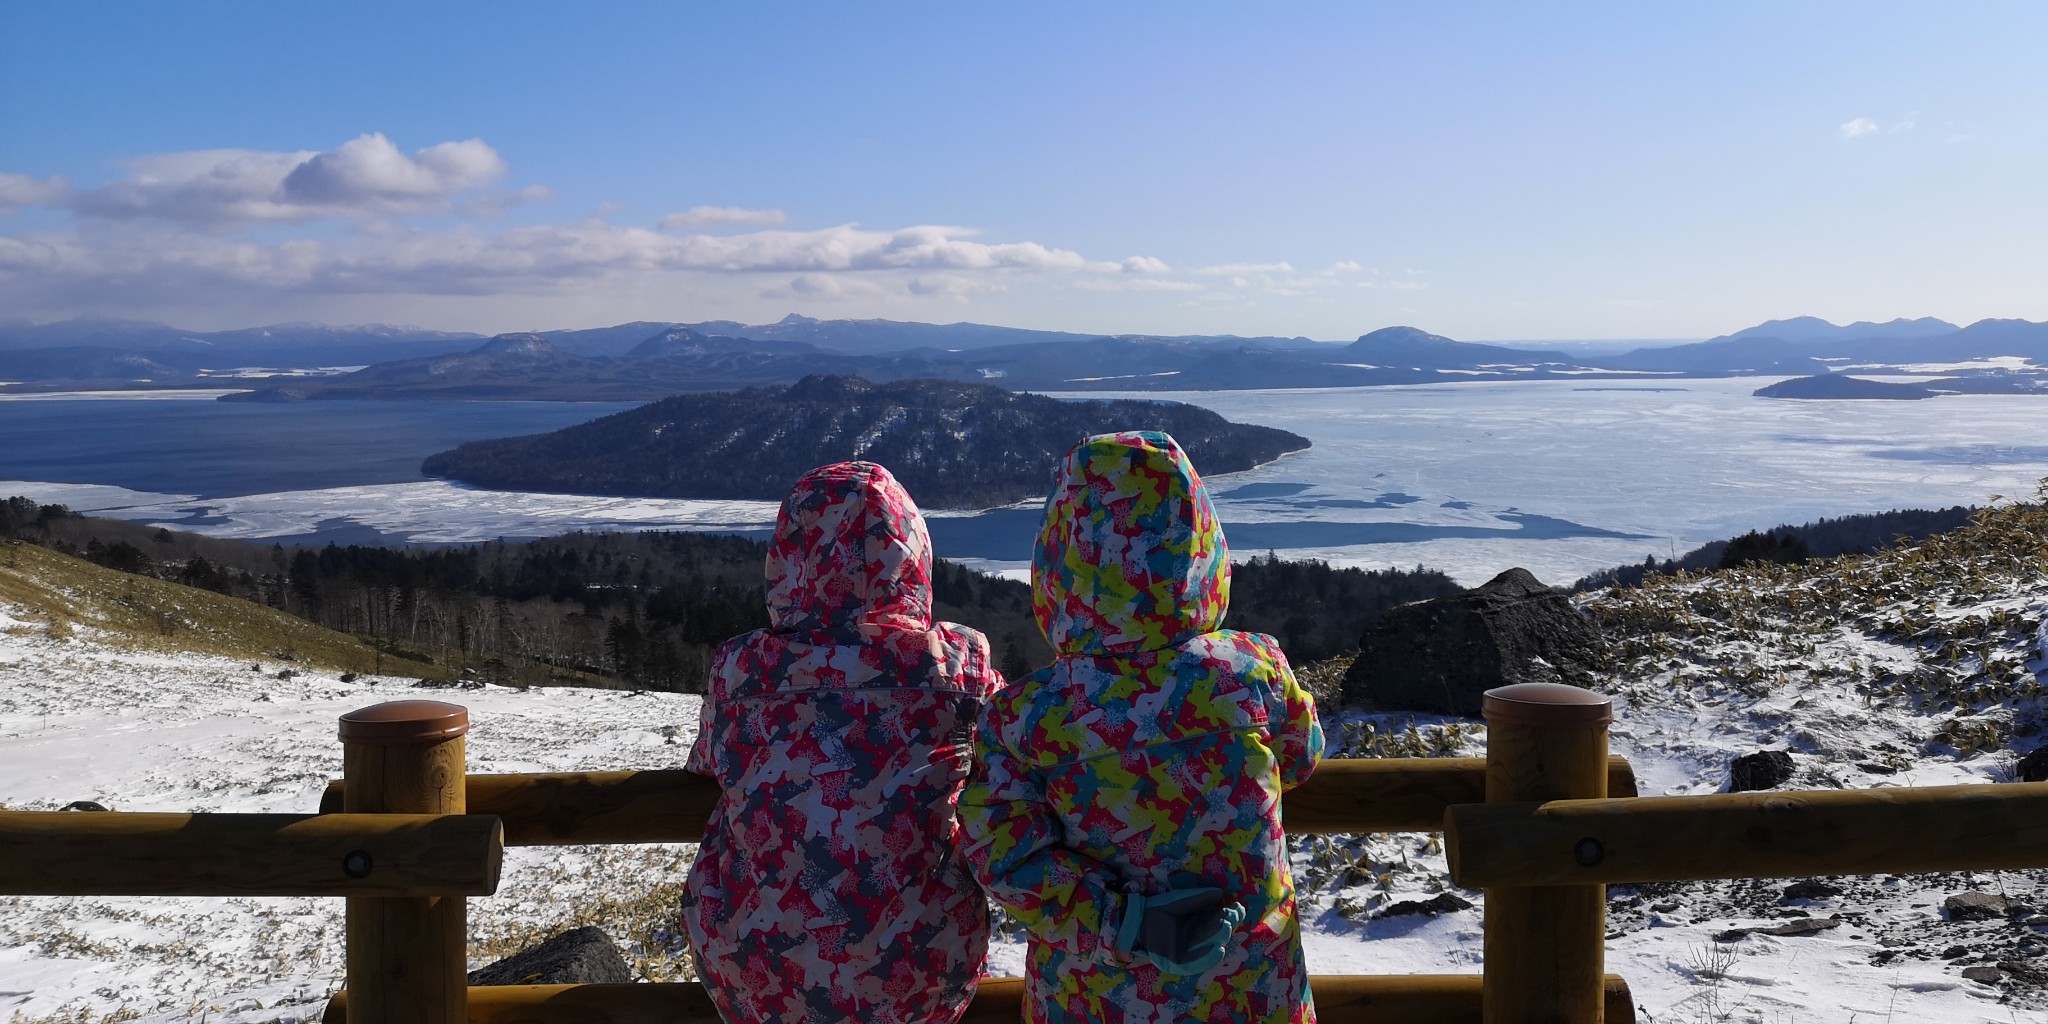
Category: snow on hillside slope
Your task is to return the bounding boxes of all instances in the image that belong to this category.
[5,493,2048,1021]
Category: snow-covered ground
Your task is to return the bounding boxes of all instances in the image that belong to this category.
[6,501,2048,1021]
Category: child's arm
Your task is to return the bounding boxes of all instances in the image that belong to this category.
[1262,640,1324,791]
[682,639,736,781]
[958,723,1131,959]
[683,690,718,779]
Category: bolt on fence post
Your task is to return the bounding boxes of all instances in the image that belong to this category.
[1480,683,1612,1024]
[339,700,471,1024]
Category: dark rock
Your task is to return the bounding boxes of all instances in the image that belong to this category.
[1961,965,2003,984]
[1718,917,1842,941]
[1946,892,2012,922]
[1376,892,1473,919]
[1729,751,1796,792]
[2017,746,2048,783]
[1340,568,1604,714]
[1780,879,1844,903]
[468,926,631,986]
[1941,945,1972,960]
[1754,917,1841,937]
[60,800,109,812]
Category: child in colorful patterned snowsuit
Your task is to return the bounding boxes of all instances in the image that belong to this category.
[682,461,1001,1024]
[960,431,1325,1024]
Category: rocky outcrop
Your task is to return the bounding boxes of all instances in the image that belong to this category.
[468,926,632,986]
[2016,745,2048,783]
[1339,568,1603,715]
[1729,750,1796,792]
[421,375,1310,507]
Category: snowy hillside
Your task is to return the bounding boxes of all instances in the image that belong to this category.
[5,491,2048,1021]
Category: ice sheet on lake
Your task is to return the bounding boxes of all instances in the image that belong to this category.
[0,479,785,546]
[0,389,251,401]
[12,375,2048,586]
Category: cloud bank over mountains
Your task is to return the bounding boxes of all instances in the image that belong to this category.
[4,132,1365,327]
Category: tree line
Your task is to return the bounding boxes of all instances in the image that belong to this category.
[419,375,1311,508]
[5,498,1459,691]
[1572,504,1979,591]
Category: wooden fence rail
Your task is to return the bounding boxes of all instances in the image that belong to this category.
[49,680,2048,1023]
[318,757,1639,843]
[1447,781,2048,888]
[0,810,501,897]
[323,975,1640,1024]
[14,679,2046,1022]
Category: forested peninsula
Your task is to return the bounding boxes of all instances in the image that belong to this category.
[420,374,1311,508]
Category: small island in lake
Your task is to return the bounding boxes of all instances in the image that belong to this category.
[1753,375,1936,400]
[421,374,1311,508]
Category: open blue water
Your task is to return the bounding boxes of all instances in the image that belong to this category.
[7,378,2048,585]
[0,397,639,498]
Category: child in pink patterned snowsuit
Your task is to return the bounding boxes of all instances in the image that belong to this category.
[960,431,1324,1024]
[682,461,1002,1024]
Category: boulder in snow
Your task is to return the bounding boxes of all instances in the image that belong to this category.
[468,926,632,986]
[1340,568,1604,715]
[2016,745,2048,783]
[1944,891,2014,922]
[1729,750,1795,792]
[1376,892,1474,919]
[1780,879,1844,903]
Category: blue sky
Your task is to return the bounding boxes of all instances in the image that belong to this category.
[2,2,2042,340]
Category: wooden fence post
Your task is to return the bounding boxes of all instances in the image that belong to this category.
[1478,683,1612,1024]
[340,700,471,1024]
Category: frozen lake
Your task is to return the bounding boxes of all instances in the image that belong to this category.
[6,377,2048,585]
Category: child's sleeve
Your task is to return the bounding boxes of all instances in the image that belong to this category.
[683,691,718,779]
[1263,641,1324,791]
[682,638,736,781]
[958,718,1130,959]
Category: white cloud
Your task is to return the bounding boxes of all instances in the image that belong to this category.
[907,273,1007,298]
[283,135,504,205]
[661,206,790,229]
[1194,261,1295,276]
[0,134,1305,321]
[1073,278,1205,293]
[1324,260,1365,273]
[0,218,1123,308]
[1837,117,1881,140]
[68,134,507,224]
[781,273,888,299]
[0,173,69,215]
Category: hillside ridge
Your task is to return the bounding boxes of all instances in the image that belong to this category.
[418,374,1311,507]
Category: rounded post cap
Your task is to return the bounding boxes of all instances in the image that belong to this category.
[1482,682,1612,728]
[339,700,469,745]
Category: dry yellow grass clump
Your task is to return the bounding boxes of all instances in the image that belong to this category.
[0,540,437,678]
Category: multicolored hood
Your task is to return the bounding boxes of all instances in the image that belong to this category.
[1032,431,1230,656]
[765,461,932,636]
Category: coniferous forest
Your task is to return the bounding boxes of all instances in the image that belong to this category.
[1,498,1454,690]
[419,375,1312,508]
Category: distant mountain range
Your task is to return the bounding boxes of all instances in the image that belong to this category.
[3,313,2046,398]
[419,374,1313,507]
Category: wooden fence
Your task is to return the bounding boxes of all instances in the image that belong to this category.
[12,683,2045,1021]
